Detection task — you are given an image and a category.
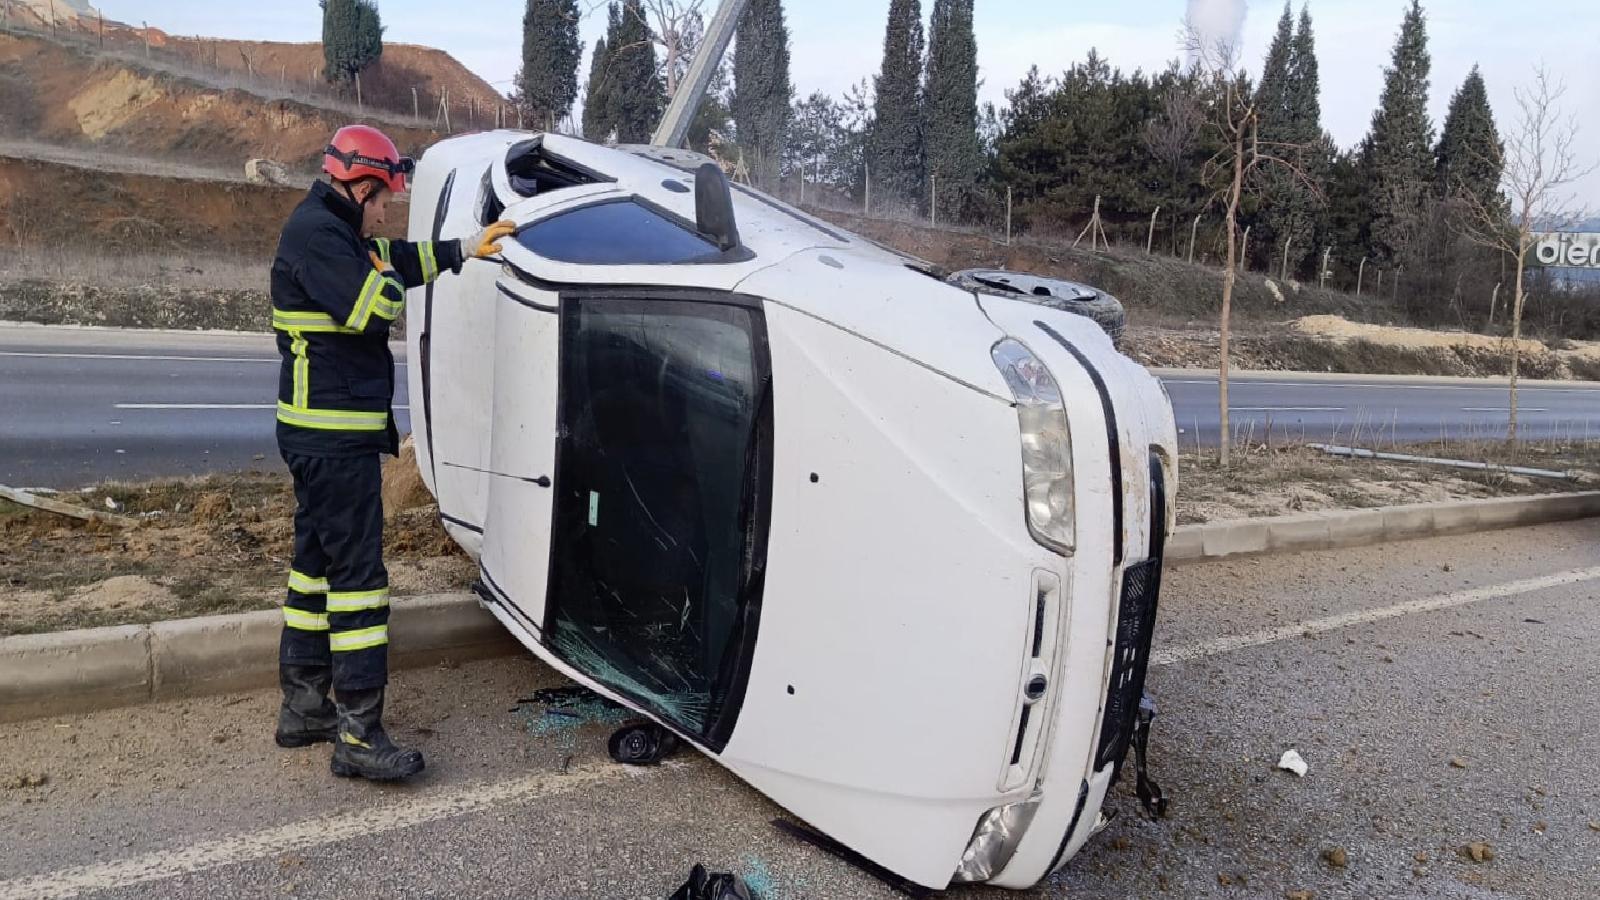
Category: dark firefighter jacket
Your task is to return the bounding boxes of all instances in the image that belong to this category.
[271,181,464,458]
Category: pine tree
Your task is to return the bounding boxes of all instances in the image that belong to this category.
[1360,0,1435,268]
[606,1,666,143]
[922,0,982,221]
[732,0,792,189]
[868,0,925,209]
[1255,3,1327,277]
[517,0,582,131]
[1435,67,1503,211]
[582,35,614,140]
[321,0,383,85]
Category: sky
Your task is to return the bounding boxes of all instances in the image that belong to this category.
[91,0,1600,206]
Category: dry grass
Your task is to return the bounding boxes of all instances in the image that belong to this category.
[1178,440,1600,525]
[0,249,264,292]
[0,470,470,636]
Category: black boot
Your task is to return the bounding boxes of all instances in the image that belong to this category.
[330,688,425,781]
[275,664,338,748]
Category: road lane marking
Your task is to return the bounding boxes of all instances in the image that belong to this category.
[0,762,651,900]
[1462,407,1549,412]
[0,351,276,363]
[114,404,412,411]
[1229,407,1344,412]
[1160,378,1587,395]
[0,351,409,366]
[1152,565,1600,667]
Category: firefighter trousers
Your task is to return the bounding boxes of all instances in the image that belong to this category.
[279,452,391,692]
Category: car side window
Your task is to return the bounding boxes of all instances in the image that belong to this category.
[514,200,723,265]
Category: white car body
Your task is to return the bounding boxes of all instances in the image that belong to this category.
[405,132,1178,891]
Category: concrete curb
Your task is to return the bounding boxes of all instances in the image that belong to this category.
[3,492,1598,722]
[1149,368,1600,390]
[1168,491,1600,564]
[0,594,516,723]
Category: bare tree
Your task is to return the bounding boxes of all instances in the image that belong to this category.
[1455,68,1593,441]
[1144,73,1204,202]
[1188,31,1319,467]
[635,0,706,97]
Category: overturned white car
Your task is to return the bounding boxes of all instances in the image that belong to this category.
[405,132,1177,891]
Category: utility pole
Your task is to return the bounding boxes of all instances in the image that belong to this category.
[653,0,753,148]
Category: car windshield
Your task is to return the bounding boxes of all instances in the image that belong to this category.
[515,200,723,265]
[545,297,770,744]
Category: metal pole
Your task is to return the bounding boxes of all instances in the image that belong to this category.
[1490,282,1501,325]
[1320,247,1331,289]
[653,0,753,148]
[413,87,419,119]
[1189,215,1201,264]
[864,163,871,216]
[355,72,362,110]
[1357,257,1367,296]
[1240,226,1252,272]
[931,175,938,227]
[1281,237,1292,281]
[1147,206,1160,254]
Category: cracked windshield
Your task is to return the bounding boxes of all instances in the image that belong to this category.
[548,299,765,737]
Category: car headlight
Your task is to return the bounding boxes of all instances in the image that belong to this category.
[951,794,1043,883]
[992,339,1075,555]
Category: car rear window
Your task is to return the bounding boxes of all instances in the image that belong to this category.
[514,200,722,265]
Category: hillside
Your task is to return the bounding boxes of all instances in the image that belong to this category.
[0,32,446,176]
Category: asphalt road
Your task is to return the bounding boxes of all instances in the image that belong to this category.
[6,325,1600,488]
[4,521,1599,898]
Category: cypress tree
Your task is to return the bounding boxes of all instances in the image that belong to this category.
[732,0,793,189]
[1255,3,1295,131]
[582,35,614,140]
[1256,3,1327,277]
[869,0,925,209]
[1435,66,1503,211]
[1360,0,1435,267]
[607,1,666,144]
[517,0,582,131]
[922,0,982,221]
[321,0,383,85]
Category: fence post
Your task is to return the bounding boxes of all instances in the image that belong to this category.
[98,11,104,48]
[1147,206,1160,254]
[930,175,938,227]
[1189,214,1201,264]
[1490,282,1501,324]
[1357,257,1367,296]
[412,87,420,119]
[1320,247,1331,289]
[1006,186,1013,246]
[1240,226,1252,271]
[1280,237,1293,281]
[1393,267,1402,301]
[355,72,363,110]
[143,21,150,56]
[864,163,871,216]
[442,89,451,132]
[1375,269,1384,294]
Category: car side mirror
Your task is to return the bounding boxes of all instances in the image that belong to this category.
[695,163,741,252]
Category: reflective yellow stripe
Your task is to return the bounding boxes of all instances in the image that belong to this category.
[283,608,330,632]
[373,238,392,265]
[330,625,389,652]
[420,241,438,283]
[276,401,388,432]
[287,569,330,595]
[346,272,405,331]
[327,588,390,612]
[372,295,404,322]
[290,331,310,409]
[273,309,357,334]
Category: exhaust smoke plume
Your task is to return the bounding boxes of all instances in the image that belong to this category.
[1186,0,1249,59]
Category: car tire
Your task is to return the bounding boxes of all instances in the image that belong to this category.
[950,269,1127,346]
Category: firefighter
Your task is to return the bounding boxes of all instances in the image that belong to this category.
[271,124,513,781]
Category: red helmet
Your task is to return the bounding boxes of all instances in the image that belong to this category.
[323,125,414,194]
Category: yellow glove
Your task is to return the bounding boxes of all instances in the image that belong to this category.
[468,220,517,259]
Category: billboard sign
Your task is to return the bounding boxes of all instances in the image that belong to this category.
[1532,232,1600,269]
